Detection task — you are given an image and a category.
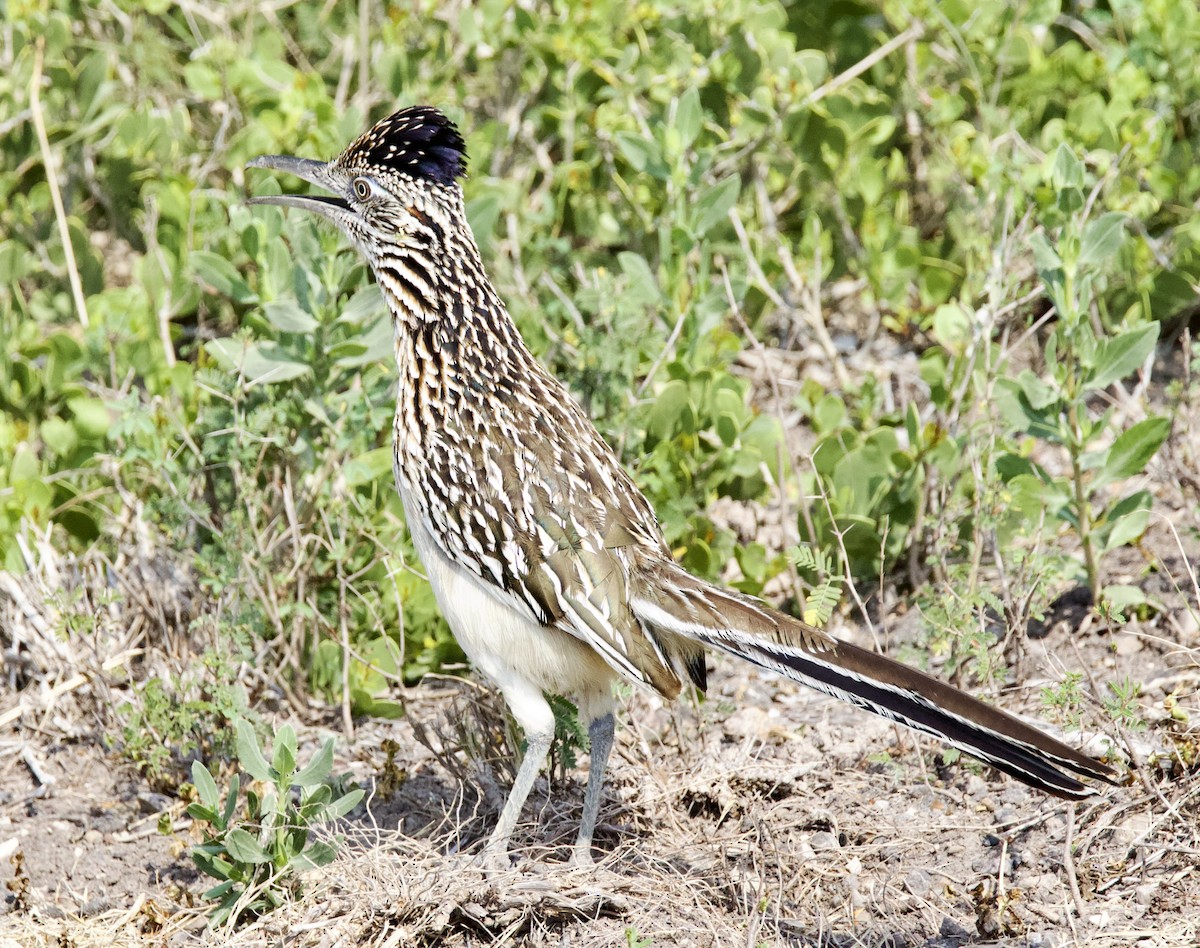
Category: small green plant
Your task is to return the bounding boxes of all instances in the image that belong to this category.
[188,719,363,926]
[995,144,1169,606]
[1041,671,1088,729]
[789,543,845,626]
[1103,676,1147,733]
[912,561,1009,687]
[624,927,654,948]
[546,693,588,785]
[116,648,246,789]
[794,385,961,582]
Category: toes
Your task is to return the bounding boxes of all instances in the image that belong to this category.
[569,845,595,869]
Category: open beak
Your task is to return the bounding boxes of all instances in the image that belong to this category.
[246,155,353,225]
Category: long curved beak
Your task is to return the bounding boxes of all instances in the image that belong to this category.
[246,155,353,225]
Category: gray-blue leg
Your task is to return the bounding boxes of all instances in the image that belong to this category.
[572,712,615,866]
[483,683,555,869]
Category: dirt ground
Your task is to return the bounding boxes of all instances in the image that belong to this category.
[2,337,1199,946]
[3,548,1199,948]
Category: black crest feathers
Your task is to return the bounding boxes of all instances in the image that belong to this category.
[338,106,467,186]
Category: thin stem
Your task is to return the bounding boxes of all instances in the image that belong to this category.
[30,37,90,328]
[1066,401,1101,603]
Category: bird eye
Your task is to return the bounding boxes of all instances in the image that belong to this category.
[352,177,372,200]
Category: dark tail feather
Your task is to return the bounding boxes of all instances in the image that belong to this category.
[632,569,1116,799]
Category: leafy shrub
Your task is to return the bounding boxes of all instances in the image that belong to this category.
[189,720,363,926]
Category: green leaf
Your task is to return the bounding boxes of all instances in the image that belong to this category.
[1008,472,1070,515]
[1093,416,1170,489]
[1029,231,1062,275]
[200,880,237,901]
[225,828,272,865]
[192,760,220,809]
[333,314,393,368]
[1097,489,1153,552]
[40,417,77,456]
[272,724,297,779]
[366,699,406,719]
[190,250,257,305]
[235,718,272,782]
[994,377,1061,441]
[192,850,235,882]
[222,774,240,829]
[813,394,846,433]
[262,299,319,334]
[1016,370,1059,410]
[691,177,740,237]
[617,252,660,304]
[339,284,386,324]
[931,303,971,352]
[10,444,40,483]
[301,785,333,812]
[615,132,667,179]
[291,840,338,871]
[1078,213,1126,268]
[1051,142,1084,188]
[292,739,335,789]
[674,87,703,150]
[715,412,738,446]
[1057,186,1083,215]
[256,789,278,819]
[324,787,365,820]
[205,338,312,386]
[343,446,394,486]
[734,542,767,584]
[67,397,112,438]
[186,802,218,823]
[1085,322,1159,391]
[1101,584,1148,611]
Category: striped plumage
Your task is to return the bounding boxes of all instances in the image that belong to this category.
[248,106,1115,866]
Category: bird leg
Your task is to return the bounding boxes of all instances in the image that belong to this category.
[482,696,554,869]
[572,711,615,867]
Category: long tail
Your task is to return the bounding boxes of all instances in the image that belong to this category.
[632,564,1116,798]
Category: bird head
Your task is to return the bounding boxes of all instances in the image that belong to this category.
[246,105,469,262]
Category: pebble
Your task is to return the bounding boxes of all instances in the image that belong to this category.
[723,705,775,741]
[904,867,931,897]
[809,831,840,851]
[1173,608,1199,644]
[939,916,971,939]
[1113,812,1153,850]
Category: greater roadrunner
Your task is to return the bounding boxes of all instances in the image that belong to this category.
[248,106,1115,866]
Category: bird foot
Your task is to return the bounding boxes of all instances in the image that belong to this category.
[477,844,513,877]
[568,844,596,870]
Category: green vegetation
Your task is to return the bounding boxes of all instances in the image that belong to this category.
[115,649,247,789]
[188,719,363,926]
[3,0,1196,835]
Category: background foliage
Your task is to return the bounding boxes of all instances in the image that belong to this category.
[2,0,1195,745]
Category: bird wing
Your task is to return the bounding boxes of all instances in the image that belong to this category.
[410,382,697,699]
[510,393,710,698]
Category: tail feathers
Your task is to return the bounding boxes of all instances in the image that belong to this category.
[632,567,1116,799]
